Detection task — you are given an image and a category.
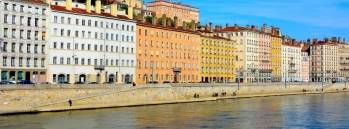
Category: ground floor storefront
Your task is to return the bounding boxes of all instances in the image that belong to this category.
[0,69,46,83]
[48,73,134,84]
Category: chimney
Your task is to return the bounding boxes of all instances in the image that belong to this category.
[152,16,157,25]
[307,39,311,44]
[174,16,178,28]
[251,25,256,30]
[325,38,329,43]
[226,23,229,28]
[86,0,91,13]
[46,0,51,5]
[128,0,134,19]
[209,22,212,31]
[66,0,72,11]
[110,2,118,16]
[161,15,166,27]
[183,21,188,30]
[95,0,101,14]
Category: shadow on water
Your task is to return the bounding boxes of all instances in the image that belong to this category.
[1,93,349,129]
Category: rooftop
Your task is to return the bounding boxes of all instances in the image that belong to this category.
[51,5,132,21]
[148,0,199,10]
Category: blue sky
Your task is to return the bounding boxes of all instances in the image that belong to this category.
[145,0,349,41]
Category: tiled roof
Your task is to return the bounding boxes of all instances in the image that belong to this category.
[51,5,132,21]
[148,0,198,9]
[216,26,270,34]
[301,44,310,52]
[137,21,199,34]
[311,40,344,46]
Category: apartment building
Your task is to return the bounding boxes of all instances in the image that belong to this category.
[270,27,282,82]
[136,17,200,84]
[0,0,48,83]
[281,40,302,82]
[199,29,236,83]
[47,0,136,84]
[310,38,341,82]
[147,0,199,26]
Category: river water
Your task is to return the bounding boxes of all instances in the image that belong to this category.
[1,93,349,129]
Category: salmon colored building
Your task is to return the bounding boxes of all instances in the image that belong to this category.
[136,20,201,84]
[147,0,199,26]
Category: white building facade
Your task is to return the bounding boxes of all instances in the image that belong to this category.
[217,25,260,83]
[281,43,302,82]
[47,2,136,84]
[0,0,48,83]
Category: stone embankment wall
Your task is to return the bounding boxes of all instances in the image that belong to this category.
[0,83,347,114]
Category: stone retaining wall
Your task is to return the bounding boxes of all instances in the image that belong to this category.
[0,83,347,114]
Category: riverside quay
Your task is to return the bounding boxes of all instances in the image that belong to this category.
[1,0,349,85]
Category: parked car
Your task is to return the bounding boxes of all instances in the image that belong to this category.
[0,80,16,85]
[18,80,34,85]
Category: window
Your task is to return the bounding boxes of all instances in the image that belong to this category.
[34,44,38,53]
[11,15,15,24]
[20,29,24,39]
[41,58,45,67]
[19,57,23,67]
[27,30,31,39]
[27,44,31,53]
[3,56,7,66]
[11,43,15,52]
[41,45,45,54]
[67,58,71,65]
[27,17,31,26]
[75,58,79,65]
[4,28,8,37]
[12,4,16,11]
[11,29,16,38]
[34,58,38,67]
[19,43,23,53]
[26,58,30,67]
[54,16,58,23]
[60,17,64,24]
[11,57,15,67]
[60,57,64,64]
[67,18,71,24]
[53,57,57,64]
[20,16,24,25]
[4,14,8,23]
[34,18,38,27]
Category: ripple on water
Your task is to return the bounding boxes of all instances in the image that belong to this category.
[1,93,349,129]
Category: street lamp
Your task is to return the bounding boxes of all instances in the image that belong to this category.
[236,68,245,90]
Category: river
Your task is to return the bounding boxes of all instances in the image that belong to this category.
[1,93,349,129]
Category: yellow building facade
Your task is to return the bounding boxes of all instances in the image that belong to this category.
[199,31,236,83]
[271,27,282,82]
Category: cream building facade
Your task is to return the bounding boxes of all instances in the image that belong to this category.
[310,38,340,82]
[47,0,136,84]
[281,40,302,82]
[216,25,261,83]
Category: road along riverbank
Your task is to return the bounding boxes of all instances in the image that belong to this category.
[0,83,348,115]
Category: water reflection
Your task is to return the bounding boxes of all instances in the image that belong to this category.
[1,93,349,129]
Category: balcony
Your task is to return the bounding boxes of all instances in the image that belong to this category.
[340,61,349,65]
[259,69,272,73]
[173,67,182,72]
[288,69,297,73]
[94,65,105,71]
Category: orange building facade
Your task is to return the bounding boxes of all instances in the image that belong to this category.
[147,0,199,26]
[136,22,201,84]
